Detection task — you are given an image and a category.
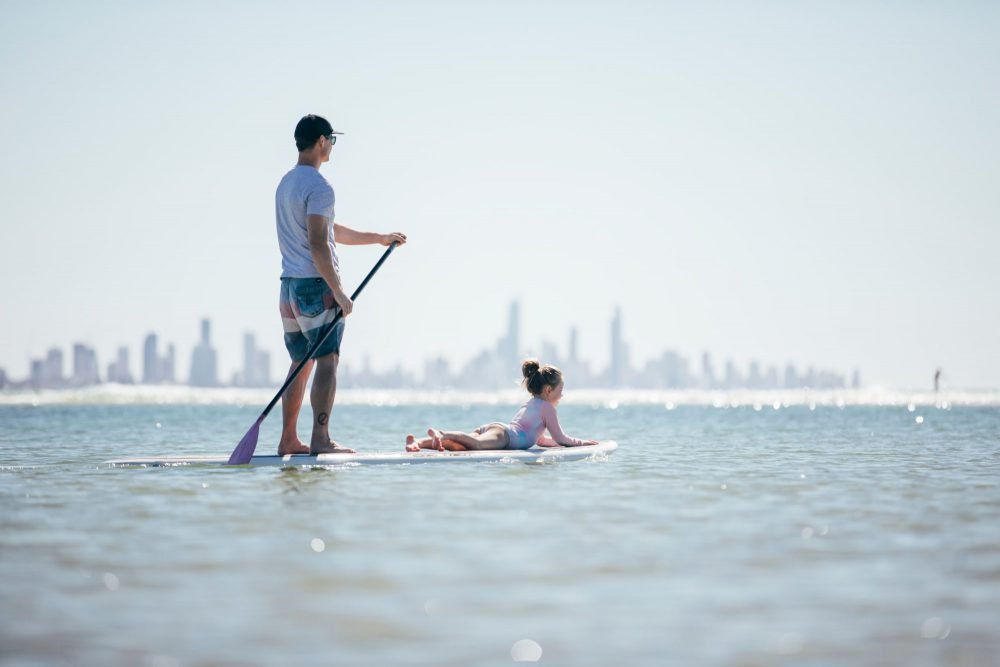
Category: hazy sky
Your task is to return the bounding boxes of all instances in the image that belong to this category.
[1,1,997,389]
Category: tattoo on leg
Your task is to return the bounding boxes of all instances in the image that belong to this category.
[317,413,329,426]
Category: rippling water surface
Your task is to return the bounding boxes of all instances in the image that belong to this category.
[2,398,998,666]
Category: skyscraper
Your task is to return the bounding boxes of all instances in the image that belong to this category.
[724,359,742,388]
[423,356,451,388]
[239,332,271,387]
[143,333,159,384]
[505,301,521,370]
[610,307,624,387]
[162,344,176,384]
[30,360,44,389]
[72,343,100,386]
[44,348,64,388]
[243,333,257,386]
[107,346,134,384]
[701,351,716,389]
[189,319,218,387]
[143,333,176,384]
[783,364,799,389]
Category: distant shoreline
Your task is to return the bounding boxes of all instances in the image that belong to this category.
[1,385,998,407]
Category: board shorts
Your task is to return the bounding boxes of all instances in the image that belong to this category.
[279,277,346,362]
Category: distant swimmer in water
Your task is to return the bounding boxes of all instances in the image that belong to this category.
[405,359,599,452]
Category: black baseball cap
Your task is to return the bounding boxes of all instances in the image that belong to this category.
[294,114,343,150]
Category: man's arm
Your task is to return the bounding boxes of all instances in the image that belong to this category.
[307,214,353,315]
[333,224,406,247]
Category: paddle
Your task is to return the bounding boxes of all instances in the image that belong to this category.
[227,242,398,465]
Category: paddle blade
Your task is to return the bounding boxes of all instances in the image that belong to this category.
[227,419,262,465]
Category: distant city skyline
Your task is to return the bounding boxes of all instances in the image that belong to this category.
[2,301,860,392]
[2,4,998,393]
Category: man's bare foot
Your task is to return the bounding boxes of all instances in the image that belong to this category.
[405,434,421,452]
[310,438,356,455]
[427,428,445,452]
[278,437,310,456]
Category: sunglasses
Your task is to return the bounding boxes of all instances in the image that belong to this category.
[325,134,337,146]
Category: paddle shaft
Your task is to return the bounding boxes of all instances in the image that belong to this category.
[257,242,397,421]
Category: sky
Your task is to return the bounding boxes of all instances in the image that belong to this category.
[1,1,998,390]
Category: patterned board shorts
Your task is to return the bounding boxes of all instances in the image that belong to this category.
[279,277,346,361]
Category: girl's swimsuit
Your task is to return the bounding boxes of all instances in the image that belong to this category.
[479,396,584,450]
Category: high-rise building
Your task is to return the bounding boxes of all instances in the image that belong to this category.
[423,356,451,388]
[162,344,176,384]
[610,307,625,387]
[765,365,779,389]
[189,319,218,387]
[540,340,560,366]
[254,349,270,388]
[44,348,64,388]
[701,352,716,389]
[724,359,742,388]
[242,333,257,386]
[143,334,159,384]
[238,332,271,387]
[783,364,799,389]
[72,343,100,386]
[641,350,691,389]
[107,346,134,384]
[504,301,521,371]
[30,360,44,389]
[143,333,176,384]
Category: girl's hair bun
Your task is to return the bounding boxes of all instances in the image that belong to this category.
[521,358,563,395]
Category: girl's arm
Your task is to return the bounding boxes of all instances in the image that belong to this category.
[537,403,591,447]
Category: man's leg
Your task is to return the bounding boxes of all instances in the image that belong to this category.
[278,359,313,455]
[310,352,355,454]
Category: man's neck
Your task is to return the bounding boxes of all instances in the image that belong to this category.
[297,151,322,169]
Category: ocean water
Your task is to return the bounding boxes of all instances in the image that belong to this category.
[1,391,999,666]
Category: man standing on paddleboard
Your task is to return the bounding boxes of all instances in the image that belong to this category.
[275,114,406,455]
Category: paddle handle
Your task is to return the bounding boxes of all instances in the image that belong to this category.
[258,242,398,420]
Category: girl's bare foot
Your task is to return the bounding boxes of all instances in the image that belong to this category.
[405,434,421,452]
[427,428,445,452]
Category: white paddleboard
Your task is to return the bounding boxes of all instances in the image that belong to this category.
[105,440,618,468]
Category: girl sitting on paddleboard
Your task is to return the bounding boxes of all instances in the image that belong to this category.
[405,359,598,451]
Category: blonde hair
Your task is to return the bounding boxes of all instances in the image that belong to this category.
[521,358,563,396]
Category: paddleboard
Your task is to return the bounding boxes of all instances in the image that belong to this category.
[105,440,618,468]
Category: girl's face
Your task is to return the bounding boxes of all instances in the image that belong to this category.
[542,380,564,405]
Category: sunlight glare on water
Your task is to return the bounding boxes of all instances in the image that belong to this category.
[510,639,543,662]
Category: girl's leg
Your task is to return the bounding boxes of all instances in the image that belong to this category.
[404,433,467,452]
[430,426,508,451]
[405,433,440,451]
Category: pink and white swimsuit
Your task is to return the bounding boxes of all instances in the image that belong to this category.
[494,396,585,449]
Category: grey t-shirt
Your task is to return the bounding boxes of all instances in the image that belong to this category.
[275,165,339,278]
